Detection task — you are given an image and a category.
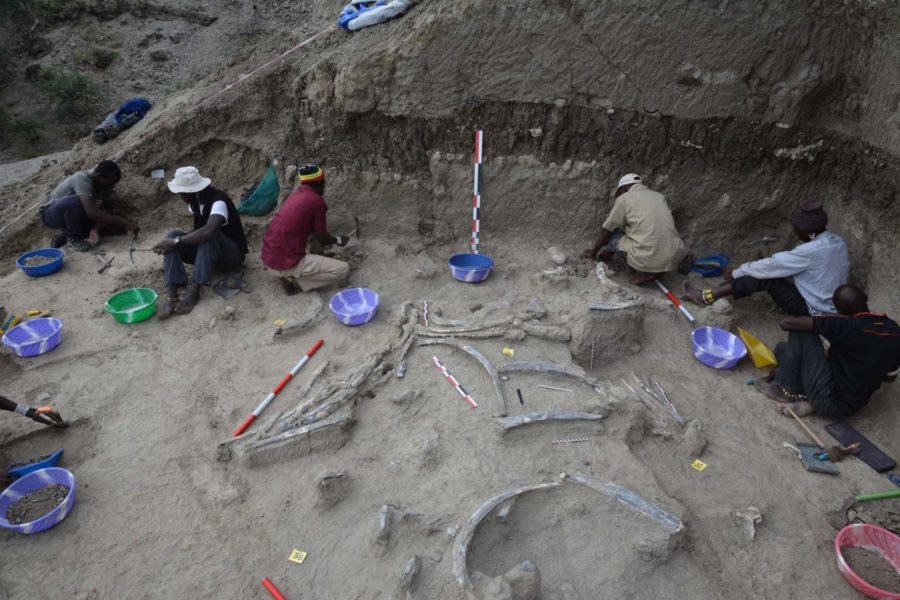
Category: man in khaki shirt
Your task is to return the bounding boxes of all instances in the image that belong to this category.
[581,173,687,283]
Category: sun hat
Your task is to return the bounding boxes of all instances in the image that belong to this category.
[789,200,828,230]
[298,165,325,184]
[617,173,641,188]
[167,166,212,194]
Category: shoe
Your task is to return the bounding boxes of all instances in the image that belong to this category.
[67,238,93,252]
[50,233,67,248]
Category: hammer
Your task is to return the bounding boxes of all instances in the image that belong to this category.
[748,236,777,258]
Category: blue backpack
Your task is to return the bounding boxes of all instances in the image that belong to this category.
[114,98,152,129]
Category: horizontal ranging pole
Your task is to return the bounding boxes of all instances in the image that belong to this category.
[233,339,325,437]
[432,355,478,408]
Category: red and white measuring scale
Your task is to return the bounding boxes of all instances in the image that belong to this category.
[232,339,325,437]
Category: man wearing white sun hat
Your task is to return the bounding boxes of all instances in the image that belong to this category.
[581,173,687,284]
[152,166,249,318]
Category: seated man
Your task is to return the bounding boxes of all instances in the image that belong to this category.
[685,201,848,316]
[38,160,139,251]
[758,285,900,419]
[152,166,249,317]
[261,165,350,295]
[580,173,687,284]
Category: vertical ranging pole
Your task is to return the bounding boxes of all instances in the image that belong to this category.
[471,130,484,253]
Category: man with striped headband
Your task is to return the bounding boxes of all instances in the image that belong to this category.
[261,165,350,295]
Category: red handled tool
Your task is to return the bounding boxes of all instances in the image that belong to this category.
[261,577,287,600]
[233,339,324,437]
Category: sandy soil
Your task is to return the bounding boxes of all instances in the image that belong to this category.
[1,2,899,598]
[0,209,897,598]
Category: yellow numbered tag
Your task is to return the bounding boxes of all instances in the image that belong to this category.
[691,459,708,472]
[274,319,286,327]
[288,549,308,564]
[502,347,515,357]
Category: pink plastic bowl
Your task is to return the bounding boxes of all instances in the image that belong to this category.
[835,523,900,599]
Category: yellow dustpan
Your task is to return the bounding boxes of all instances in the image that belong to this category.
[738,327,777,368]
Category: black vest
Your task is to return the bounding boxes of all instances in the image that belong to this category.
[191,188,249,254]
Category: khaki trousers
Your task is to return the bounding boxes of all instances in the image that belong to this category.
[268,254,349,291]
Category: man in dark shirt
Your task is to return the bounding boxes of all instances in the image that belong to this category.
[758,285,900,418]
[261,165,349,295]
[152,166,249,317]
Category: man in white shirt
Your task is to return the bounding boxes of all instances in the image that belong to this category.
[685,201,849,315]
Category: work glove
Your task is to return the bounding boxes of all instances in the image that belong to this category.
[26,406,67,428]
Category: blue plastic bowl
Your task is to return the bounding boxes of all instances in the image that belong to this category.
[329,288,380,326]
[691,254,730,278]
[7,449,64,479]
[2,317,63,357]
[448,253,494,283]
[692,327,748,369]
[16,248,64,277]
[0,467,76,534]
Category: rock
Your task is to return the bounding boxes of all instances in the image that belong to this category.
[473,561,542,600]
[416,435,440,471]
[93,47,116,69]
[710,298,733,314]
[547,246,567,265]
[24,64,41,81]
[25,36,52,57]
[316,470,351,508]
[681,418,707,458]
[503,560,541,600]
[525,297,547,319]
[149,50,171,62]
[390,390,420,405]
[504,329,526,342]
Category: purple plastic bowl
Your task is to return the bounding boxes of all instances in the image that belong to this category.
[448,253,493,283]
[692,326,748,369]
[2,317,63,357]
[0,467,76,534]
[329,288,379,326]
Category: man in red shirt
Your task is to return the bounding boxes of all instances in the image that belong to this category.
[261,165,350,295]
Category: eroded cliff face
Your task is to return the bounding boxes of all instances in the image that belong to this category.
[4,0,899,306]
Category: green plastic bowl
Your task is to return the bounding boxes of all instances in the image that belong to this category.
[105,288,157,324]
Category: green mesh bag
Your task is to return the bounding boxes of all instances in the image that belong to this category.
[237,164,280,216]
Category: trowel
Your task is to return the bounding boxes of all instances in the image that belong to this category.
[783,442,839,475]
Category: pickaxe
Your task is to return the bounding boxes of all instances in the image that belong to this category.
[344,216,361,241]
[128,247,154,263]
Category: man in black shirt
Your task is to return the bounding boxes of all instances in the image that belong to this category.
[758,285,900,418]
[152,167,249,318]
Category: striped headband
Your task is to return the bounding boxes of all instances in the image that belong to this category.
[298,166,325,183]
